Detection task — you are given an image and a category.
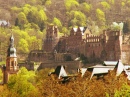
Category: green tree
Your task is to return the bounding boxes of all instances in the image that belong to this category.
[0,69,3,83]
[18,38,29,53]
[65,0,79,11]
[27,6,39,24]
[6,67,36,97]
[96,8,106,28]
[96,8,105,21]
[69,11,87,26]
[26,6,47,31]
[17,12,28,29]
[101,1,110,10]
[114,84,130,97]
[61,27,69,35]
[80,3,91,13]
[22,4,31,15]
[111,22,123,31]
[53,17,62,27]
[38,9,47,22]
[121,2,125,7]
[11,6,22,13]
[38,9,47,31]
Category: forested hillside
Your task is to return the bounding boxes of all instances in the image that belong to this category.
[0,0,130,59]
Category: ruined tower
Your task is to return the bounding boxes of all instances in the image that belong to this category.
[43,25,59,52]
[3,34,19,84]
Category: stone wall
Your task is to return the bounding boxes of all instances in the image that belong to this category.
[29,26,130,66]
[121,45,130,64]
[37,61,82,74]
[43,25,59,52]
[28,50,54,62]
[18,62,34,71]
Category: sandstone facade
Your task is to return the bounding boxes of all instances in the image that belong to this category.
[28,25,130,69]
[42,25,130,64]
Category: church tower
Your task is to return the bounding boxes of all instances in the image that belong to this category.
[3,34,19,84]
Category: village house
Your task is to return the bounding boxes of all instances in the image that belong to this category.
[78,60,130,80]
[0,20,10,27]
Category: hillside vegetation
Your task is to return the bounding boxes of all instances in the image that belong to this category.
[0,67,130,97]
[0,0,130,58]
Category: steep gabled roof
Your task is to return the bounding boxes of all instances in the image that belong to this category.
[7,34,17,57]
[82,60,125,79]
[115,60,124,76]
[72,27,88,35]
[54,65,68,79]
[89,65,115,79]
[104,61,118,66]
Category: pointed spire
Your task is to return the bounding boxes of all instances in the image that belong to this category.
[7,34,17,57]
[10,33,14,47]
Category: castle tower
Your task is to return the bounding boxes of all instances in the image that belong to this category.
[76,27,82,36]
[43,25,59,52]
[70,28,75,36]
[3,34,19,84]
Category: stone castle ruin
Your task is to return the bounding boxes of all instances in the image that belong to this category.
[27,25,130,72]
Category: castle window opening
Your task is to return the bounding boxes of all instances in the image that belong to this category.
[8,62,10,66]
[11,61,14,67]
[15,61,16,66]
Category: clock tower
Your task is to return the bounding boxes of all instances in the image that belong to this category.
[3,34,19,84]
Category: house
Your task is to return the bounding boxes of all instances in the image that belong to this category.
[78,60,130,80]
[48,65,68,83]
[0,20,10,27]
[52,65,67,79]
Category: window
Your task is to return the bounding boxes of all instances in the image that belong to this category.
[8,62,10,66]
[15,61,17,66]
[11,61,14,66]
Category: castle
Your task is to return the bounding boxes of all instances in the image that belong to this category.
[2,25,130,83]
[24,24,130,74]
[42,25,130,64]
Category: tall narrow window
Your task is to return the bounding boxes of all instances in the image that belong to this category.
[11,61,14,67]
[15,61,17,66]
